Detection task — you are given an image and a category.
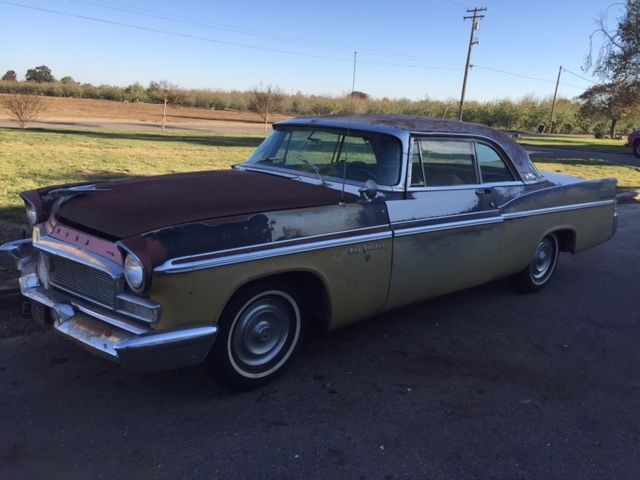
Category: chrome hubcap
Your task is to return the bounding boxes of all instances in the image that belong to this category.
[231,296,292,369]
[531,237,555,283]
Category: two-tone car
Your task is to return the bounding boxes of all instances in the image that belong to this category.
[1,115,618,387]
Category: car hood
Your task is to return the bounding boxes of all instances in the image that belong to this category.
[54,169,356,239]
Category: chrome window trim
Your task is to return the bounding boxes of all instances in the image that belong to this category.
[406,181,525,193]
[408,132,529,183]
[475,140,518,183]
[156,230,393,274]
[411,136,480,188]
[237,165,405,193]
[406,135,524,192]
[237,124,408,192]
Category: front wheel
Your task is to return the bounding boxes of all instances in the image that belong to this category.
[208,281,303,388]
[511,233,559,293]
[634,141,640,159]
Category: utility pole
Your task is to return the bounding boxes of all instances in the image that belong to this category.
[458,6,486,121]
[548,66,563,134]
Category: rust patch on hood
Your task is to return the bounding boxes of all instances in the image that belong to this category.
[54,170,358,239]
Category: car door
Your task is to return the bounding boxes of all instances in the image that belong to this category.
[384,136,504,310]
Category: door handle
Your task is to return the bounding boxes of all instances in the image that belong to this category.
[475,188,492,195]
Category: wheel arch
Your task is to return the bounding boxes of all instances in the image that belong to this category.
[225,269,332,336]
[547,227,577,253]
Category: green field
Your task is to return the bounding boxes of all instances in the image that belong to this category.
[518,135,628,153]
[0,127,262,223]
[1,127,638,224]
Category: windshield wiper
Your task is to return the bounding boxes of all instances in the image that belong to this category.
[297,157,327,186]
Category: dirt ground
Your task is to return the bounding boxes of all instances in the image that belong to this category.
[0,94,288,127]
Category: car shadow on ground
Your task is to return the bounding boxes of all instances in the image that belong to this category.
[6,276,530,401]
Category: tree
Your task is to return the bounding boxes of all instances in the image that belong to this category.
[585,1,640,83]
[124,82,148,102]
[25,65,54,83]
[1,70,17,82]
[147,81,185,131]
[60,76,76,85]
[249,84,284,134]
[0,93,46,128]
[578,81,640,138]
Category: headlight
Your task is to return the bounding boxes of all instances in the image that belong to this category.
[25,202,38,225]
[124,253,145,291]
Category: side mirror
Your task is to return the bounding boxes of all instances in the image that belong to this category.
[359,179,378,202]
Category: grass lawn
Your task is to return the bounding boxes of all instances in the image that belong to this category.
[516,136,629,153]
[0,127,638,224]
[0,127,263,223]
[518,135,628,153]
[533,157,640,193]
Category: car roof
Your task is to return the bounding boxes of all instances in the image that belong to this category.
[275,114,542,183]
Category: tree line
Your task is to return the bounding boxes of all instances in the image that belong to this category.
[2,0,639,139]
[2,72,637,136]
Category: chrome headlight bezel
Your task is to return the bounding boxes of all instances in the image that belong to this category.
[25,201,38,226]
[36,253,50,289]
[124,253,145,292]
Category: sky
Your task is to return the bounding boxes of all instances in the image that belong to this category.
[0,0,623,101]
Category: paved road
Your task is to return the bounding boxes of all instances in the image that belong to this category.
[524,144,638,167]
[0,119,267,134]
[1,204,639,480]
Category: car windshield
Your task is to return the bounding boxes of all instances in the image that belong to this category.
[244,128,402,186]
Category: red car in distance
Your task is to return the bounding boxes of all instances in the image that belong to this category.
[627,129,640,158]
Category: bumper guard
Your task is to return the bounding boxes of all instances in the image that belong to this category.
[2,239,218,373]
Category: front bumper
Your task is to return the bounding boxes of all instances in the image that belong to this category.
[2,239,218,373]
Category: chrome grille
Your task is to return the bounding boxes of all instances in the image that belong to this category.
[46,254,117,308]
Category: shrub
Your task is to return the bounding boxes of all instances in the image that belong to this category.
[0,93,46,128]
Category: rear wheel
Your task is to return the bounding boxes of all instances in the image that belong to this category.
[511,233,559,293]
[208,281,303,388]
[634,141,640,159]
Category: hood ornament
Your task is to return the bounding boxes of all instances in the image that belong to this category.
[48,184,111,205]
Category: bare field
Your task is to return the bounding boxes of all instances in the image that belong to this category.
[0,94,289,127]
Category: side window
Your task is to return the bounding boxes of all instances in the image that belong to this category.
[410,140,425,186]
[476,143,515,183]
[420,139,478,186]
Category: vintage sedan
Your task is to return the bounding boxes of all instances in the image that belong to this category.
[2,115,617,387]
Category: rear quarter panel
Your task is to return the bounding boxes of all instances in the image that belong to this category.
[498,178,617,276]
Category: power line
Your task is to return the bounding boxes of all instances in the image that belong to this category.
[473,65,557,83]
[0,0,592,96]
[561,67,597,84]
[1,1,461,72]
[71,0,458,67]
[473,65,590,90]
[0,1,348,62]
